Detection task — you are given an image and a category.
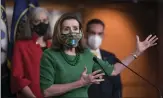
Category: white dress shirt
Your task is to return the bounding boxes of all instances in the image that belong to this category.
[90,48,102,59]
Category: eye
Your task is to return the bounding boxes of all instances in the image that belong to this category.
[98,32,103,36]
[90,31,95,35]
[64,27,70,31]
[62,27,70,34]
[73,26,79,32]
[43,19,49,24]
[33,20,41,25]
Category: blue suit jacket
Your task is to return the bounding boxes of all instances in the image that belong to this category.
[88,49,122,98]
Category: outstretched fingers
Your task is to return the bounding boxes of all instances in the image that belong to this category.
[148,35,158,43]
[145,34,153,42]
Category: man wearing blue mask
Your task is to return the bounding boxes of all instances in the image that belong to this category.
[86,19,122,98]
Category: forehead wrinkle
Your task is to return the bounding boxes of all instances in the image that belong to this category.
[62,19,79,27]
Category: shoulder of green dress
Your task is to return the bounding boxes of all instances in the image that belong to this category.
[41,48,59,66]
[43,48,54,53]
[83,48,91,53]
[82,48,94,57]
[42,48,59,58]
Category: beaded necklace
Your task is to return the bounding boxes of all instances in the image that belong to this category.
[61,51,80,66]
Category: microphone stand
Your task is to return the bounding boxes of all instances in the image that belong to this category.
[93,57,163,98]
[118,59,162,98]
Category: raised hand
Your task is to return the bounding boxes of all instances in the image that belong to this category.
[135,34,158,55]
[80,66,105,85]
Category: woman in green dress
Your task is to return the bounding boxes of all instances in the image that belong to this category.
[40,13,158,98]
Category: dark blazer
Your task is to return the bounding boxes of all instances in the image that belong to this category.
[88,49,122,98]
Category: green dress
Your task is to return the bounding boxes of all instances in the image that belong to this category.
[40,48,114,98]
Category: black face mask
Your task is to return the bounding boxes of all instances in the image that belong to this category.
[32,22,49,36]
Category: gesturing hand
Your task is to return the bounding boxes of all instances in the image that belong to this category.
[135,34,158,55]
[80,66,105,86]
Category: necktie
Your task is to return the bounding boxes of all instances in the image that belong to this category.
[92,51,98,57]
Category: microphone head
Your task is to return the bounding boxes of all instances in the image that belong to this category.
[115,57,121,63]
[93,57,97,62]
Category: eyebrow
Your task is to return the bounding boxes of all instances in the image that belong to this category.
[90,31,103,34]
[62,26,79,28]
[73,26,79,28]
[99,32,103,34]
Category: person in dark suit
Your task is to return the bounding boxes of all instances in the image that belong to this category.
[85,19,122,98]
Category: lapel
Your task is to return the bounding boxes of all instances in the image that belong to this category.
[100,49,107,60]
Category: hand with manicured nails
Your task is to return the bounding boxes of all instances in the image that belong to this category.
[79,66,105,86]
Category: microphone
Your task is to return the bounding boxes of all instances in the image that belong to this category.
[93,57,111,78]
[93,57,163,98]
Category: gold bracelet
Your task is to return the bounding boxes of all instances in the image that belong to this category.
[131,54,138,59]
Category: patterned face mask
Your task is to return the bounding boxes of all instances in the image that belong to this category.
[59,31,83,48]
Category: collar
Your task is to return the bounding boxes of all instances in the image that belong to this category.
[46,40,51,48]
[86,44,100,52]
[90,48,102,59]
[32,33,39,43]
[32,33,51,48]
[90,48,100,53]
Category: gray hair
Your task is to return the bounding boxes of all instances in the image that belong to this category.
[28,7,49,22]
[18,7,51,40]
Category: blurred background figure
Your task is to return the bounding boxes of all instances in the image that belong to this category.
[1,17,8,67]
[1,18,11,98]
[10,7,51,98]
[1,0,13,97]
[86,19,122,98]
[49,10,64,40]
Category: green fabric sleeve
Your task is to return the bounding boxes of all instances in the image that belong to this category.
[93,57,114,76]
[40,50,56,90]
